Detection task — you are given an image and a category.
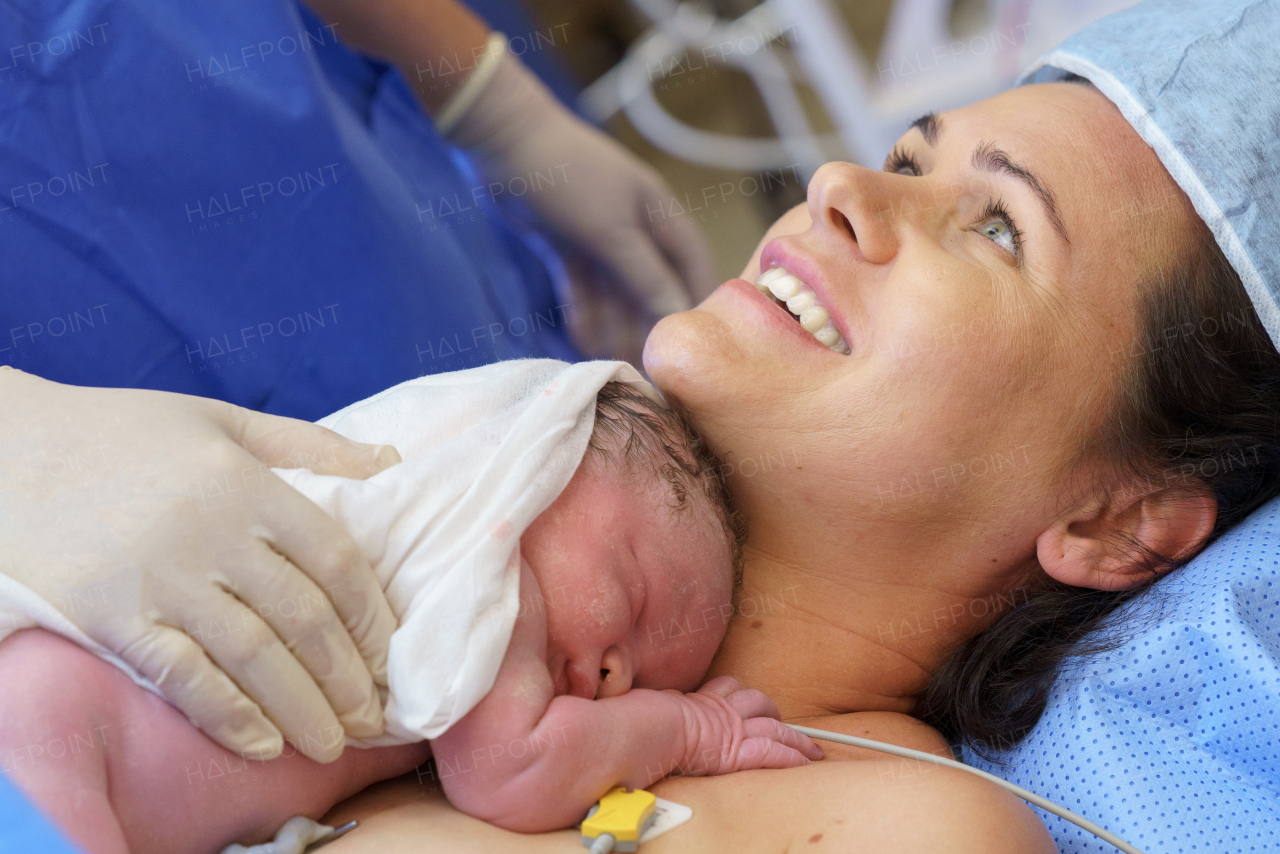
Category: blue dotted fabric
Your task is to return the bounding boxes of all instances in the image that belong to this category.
[961,495,1280,852]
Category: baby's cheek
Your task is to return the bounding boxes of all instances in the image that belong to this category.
[645,610,728,693]
[694,617,730,674]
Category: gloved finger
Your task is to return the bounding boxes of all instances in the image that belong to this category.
[640,183,717,304]
[120,622,284,760]
[593,226,694,318]
[187,592,349,763]
[559,259,652,365]
[733,737,813,772]
[256,471,397,690]
[232,534,384,739]
[742,718,825,760]
[224,403,402,480]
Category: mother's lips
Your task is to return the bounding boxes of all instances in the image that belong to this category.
[754,267,850,354]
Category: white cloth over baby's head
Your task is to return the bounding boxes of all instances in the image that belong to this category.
[274,359,653,744]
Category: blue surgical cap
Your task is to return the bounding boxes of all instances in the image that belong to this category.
[1020,0,1280,351]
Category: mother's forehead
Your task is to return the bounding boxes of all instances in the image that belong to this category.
[956,86,1176,192]
[937,83,1193,253]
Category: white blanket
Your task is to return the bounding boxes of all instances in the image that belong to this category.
[0,359,651,746]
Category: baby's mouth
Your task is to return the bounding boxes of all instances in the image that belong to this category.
[754,266,850,354]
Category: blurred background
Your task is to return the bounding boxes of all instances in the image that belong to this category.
[504,0,1138,298]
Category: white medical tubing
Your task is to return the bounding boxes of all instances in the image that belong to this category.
[787,724,1147,854]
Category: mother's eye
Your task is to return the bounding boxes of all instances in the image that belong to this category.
[976,200,1023,259]
[884,144,921,177]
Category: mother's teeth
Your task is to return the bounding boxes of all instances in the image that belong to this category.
[799,306,829,333]
[767,274,803,301]
[786,291,815,315]
[755,266,787,293]
[814,325,841,348]
[752,265,851,354]
[757,266,786,283]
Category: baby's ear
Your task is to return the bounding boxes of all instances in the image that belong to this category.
[1036,487,1216,591]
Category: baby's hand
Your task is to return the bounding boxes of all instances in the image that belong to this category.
[671,675,824,776]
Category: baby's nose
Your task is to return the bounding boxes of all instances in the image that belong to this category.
[595,647,633,699]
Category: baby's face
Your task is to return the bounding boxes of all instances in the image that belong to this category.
[520,453,734,701]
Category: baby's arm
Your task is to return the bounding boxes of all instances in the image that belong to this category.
[431,573,820,832]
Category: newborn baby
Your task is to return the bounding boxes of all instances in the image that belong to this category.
[0,360,818,854]
[426,376,820,831]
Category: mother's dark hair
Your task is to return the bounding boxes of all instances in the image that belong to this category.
[917,191,1280,763]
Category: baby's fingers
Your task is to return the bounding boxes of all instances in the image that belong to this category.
[734,737,813,771]
[722,687,781,722]
[744,718,825,761]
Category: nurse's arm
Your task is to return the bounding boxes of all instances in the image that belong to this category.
[299,0,491,113]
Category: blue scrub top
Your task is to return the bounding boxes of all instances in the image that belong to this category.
[0,0,581,420]
[0,770,83,854]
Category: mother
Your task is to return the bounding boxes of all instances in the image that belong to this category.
[7,1,1280,852]
[306,4,1280,850]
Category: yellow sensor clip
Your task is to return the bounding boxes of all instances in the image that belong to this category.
[580,786,657,853]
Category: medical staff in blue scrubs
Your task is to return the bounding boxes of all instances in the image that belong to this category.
[0,0,711,420]
[0,1,712,846]
[0,772,81,854]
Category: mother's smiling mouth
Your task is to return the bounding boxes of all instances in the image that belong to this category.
[754,266,851,354]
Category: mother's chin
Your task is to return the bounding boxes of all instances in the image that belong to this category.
[643,198,822,454]
[641,286,744,438]
[643,276,835,450]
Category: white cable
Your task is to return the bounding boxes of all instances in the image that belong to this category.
[788,724,1148,854]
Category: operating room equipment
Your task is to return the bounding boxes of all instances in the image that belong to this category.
[220,817,352,854]
[580,787,657,852]
[577,790,694,852]
[581,0,1141,173]
[302,821,357,852]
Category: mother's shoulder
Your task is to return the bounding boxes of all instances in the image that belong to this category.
[649,755,1057,853]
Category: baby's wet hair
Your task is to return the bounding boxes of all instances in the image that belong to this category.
[587,382,747,589]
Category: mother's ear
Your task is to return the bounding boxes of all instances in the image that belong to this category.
[1036,486,1217,591]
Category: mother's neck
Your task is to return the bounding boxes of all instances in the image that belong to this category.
[705,526,1040,720]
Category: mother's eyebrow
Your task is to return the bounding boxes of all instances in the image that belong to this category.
[973,141,1071,247]
[909,112,940,145]
[908,112,1071,248]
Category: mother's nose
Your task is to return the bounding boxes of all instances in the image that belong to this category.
[806,161,903,265]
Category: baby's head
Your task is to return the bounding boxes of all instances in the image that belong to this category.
[521,382,746,701]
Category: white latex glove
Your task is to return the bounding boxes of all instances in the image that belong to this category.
[0,367,400,763]
[444,49,716,322]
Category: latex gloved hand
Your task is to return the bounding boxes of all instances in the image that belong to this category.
[439,37,716,342]
[0,367,400,762]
